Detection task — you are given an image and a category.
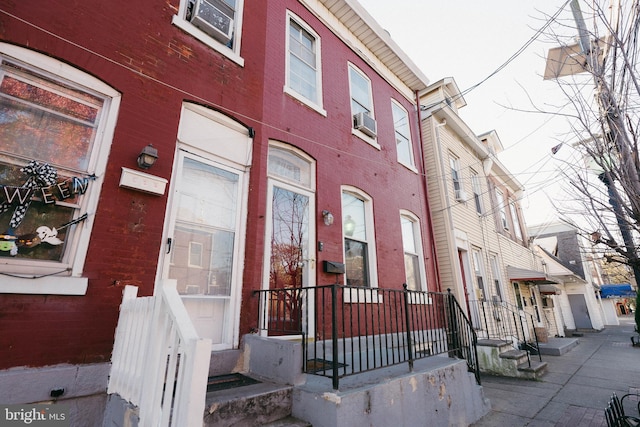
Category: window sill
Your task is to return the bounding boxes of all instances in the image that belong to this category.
[172,16,245,67]
[0,276,88,295]
[283,87,327,116]
[352,129,381,150]
[398,161,418,174]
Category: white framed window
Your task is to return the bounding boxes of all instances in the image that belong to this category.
[391,100,415,170]
[450,155,463,201]
[496,189,508,230]
[471,248,486,300]
[342,187,377,289]
[471,171,483,214]
[0,43,120,295]
[400,211,426,291]
[172,0,245,66]
[489,254,503,301]
[509,200,523,240]
[284,12,325,115]
[348,64,378,146]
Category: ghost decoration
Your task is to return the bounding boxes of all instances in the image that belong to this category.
[36,226,63,246]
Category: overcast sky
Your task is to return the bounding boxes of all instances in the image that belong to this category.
[357,0,578,227]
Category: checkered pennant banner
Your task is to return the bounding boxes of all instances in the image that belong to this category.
[6,161,58,230]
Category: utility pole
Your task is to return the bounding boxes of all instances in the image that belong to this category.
[568,0,640,287]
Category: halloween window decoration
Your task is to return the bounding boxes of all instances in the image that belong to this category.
[0,160,92,258]
[0,58,104,262]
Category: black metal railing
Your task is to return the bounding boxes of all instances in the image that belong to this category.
[254,284,480,390]
[468,299,542,364]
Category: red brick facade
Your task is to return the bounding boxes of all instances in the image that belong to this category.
[0,0,438,369]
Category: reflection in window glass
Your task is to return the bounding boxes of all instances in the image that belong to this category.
[170,157,238,296]
[0,65,102,171]
[269,186,309,289]
[342,191,371,287]
[401,216,421,291]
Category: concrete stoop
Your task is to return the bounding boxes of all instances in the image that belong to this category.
[537,337,579,356]
[477,340,547,380]
[290,357,490,427]
[203,381,310,427]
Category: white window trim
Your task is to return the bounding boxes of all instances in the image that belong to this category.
[284,11,326,116]
[472,248,486,300]
[489,254,504,301]
[471,172,483,215]
[509,200,523,240]
[0,43,120,295]
[496,189,508,230]
[348,63,379,149]
[400,210,427,293]
[391,100,416,171]
[341,186,379,303]
[172,0,245,67]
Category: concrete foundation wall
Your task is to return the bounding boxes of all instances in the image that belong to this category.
[0,363,110,426]
[244,334,306,386]
[292,357,489,427]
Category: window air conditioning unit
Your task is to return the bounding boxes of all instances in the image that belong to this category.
[353,112,377,138]
[455,189,468,202]
[190,0,234,45]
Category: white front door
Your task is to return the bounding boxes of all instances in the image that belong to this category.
[163,150,244,349]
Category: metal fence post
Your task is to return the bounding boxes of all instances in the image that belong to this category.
[446,288,461,358]
[402,283,414,371]
[331,283,339,390]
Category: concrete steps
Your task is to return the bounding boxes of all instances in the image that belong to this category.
[203,378,311,427]
[476,339,547,380]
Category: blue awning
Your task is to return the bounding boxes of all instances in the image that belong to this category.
[600,284,636,298]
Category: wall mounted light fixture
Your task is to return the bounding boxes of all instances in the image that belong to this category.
[322,210,334,226]
[137,144,158,169]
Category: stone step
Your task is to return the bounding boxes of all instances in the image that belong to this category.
[262,416,312,427]
[203,379,294,427]
[517,360,548,380]
[499,349,529,364]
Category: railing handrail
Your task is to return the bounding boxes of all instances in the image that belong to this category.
[467,298,542,363]
[254,284,480,389]
[108,281,212,427]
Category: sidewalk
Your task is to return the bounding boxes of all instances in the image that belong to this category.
[471,315,640,426]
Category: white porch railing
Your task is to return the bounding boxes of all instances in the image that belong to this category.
[108,280,212,427]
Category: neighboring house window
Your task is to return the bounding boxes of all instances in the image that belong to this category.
[471,171,483,214]
[509,200,523,240]
[400,211,426,291]
[392,100,414,168]
[342,188,377,288]
[489,254,503,301]
[0,44,120,294]
[285,12,324,113]
[348,64,377,142]
[450,156,463,200]
[173,0,245,65]
[496,189,508,230]
[513,282,524,309]
[471,248,486,300]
